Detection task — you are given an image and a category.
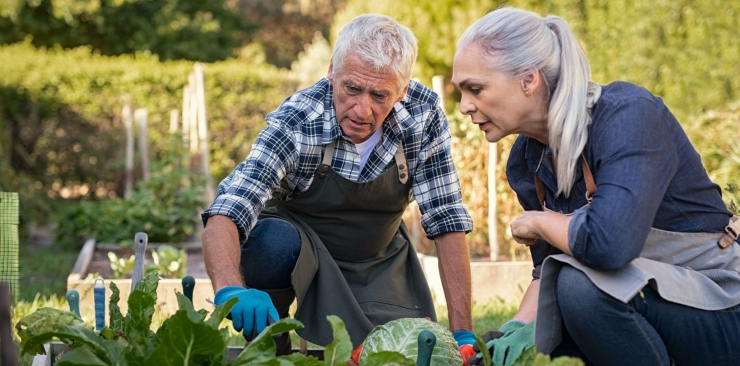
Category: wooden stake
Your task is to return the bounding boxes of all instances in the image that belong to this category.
[0,282,16,366]
[135,109,149,181]
[194,63,215,204]
[188,72,199,155]
[488,143,498,261]
[182,84,191,153]
[169,109,179,134]
[123,105,134,198]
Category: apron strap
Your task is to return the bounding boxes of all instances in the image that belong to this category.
[718,215,740,249]
[534,154,596,209]
[322,139,408,184]
[395,141,408,184]
[322,142,335,166]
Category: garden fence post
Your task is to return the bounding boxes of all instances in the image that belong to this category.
[169,109,179,134]
[188,72,199,156]
[135,108,149,181]
[432,75,445,110]
[194,63,215,205]
[124,105,134,198]
[488,143,498,260]
[0,282,17,366]
[182,84,191,158]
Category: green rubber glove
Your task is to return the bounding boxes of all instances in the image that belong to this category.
[491,320,535,365]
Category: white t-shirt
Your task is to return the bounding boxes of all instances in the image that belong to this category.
[355,127,383,173]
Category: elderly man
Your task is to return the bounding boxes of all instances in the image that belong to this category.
[201,14,475,355]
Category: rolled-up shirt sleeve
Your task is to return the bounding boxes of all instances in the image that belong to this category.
[201,124,298,244]
[567,96,678,271]
[413,105,473,237]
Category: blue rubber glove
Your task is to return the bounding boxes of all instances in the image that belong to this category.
[490,320,535,365]
[454,330,477,362]
[214,286,279,341]
[453,329,476,346]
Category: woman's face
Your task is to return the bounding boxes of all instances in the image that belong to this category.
[451,44,546,143]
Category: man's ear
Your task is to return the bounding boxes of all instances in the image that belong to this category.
[397,84,409,102]
[327,61,334,81]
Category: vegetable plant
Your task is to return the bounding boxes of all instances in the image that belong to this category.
[14,271,405,365]
[146,245,187,279]
[107,252,135,279]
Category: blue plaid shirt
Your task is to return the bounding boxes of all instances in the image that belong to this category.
[202,78,472,244]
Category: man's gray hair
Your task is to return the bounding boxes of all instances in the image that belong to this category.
[458,7,592,198]
[332,14,418,92]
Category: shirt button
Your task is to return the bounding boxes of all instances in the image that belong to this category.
[399,164,406,170]
[322,166,329,172]
[319,173,326,179]
[400,173,407,179]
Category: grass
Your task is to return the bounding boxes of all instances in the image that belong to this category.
[19,241,79,302]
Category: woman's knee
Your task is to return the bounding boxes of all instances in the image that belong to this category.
[556,265,606,316]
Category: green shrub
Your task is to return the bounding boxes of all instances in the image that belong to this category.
[52,136,206,249]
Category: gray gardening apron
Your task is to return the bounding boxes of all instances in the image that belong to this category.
[533,150,740,353]
[259,139,435,347]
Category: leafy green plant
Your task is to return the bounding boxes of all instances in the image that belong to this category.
[107,252,136,279]
[15,271,358,365]
[146,245,187,278]
[360,318,462,365]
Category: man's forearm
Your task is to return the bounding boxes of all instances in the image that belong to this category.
[511,279,539,323]
[434,231,473,332]
[202,215,245,291]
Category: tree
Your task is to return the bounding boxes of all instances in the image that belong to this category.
[0,0,255,62]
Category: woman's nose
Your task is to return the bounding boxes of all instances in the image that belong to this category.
[459,95,476,115]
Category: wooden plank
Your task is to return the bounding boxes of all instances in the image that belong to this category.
[0,282,17,366]
[67,238,96,282]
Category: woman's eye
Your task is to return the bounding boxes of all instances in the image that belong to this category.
[470,88,481,95]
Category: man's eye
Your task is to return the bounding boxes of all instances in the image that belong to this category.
[470,88,481,95]
[347,86,360,94]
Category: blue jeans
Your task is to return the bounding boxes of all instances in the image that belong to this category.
[553,265,740,366]
[240,218,301,290]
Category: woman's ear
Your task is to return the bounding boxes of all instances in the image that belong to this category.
[521,70,542,96]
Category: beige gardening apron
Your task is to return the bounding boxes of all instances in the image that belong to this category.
[259,139,435,347]
[532,85,740,353]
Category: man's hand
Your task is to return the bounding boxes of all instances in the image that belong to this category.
[214,286,279,341]
[453,329,476,363]
[489,320,535,365]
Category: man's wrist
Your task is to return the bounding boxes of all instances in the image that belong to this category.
[452,329,476,346]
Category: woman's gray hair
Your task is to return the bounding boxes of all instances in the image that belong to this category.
[458,7,592,197]
[332,14,418,92]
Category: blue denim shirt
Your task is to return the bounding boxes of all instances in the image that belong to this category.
[507,82,732,277]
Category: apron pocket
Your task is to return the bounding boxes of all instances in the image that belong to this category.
[358,299,425,326]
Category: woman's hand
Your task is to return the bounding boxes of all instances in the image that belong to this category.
[510,210,573,254]
[510,211,547,245]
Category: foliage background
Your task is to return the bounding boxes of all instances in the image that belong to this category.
[1,0,738,262]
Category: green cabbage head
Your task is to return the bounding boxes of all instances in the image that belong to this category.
[360,318,463,365]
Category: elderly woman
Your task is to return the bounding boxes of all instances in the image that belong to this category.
[452,7,740,366]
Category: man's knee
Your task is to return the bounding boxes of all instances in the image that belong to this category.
[241,218,301,289]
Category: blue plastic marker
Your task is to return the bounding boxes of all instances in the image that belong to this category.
[94,278,105,331]
[65,289,81,318]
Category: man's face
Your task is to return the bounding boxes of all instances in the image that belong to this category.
[328,54,408,144]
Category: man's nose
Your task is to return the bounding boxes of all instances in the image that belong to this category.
[354,94,372,119]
